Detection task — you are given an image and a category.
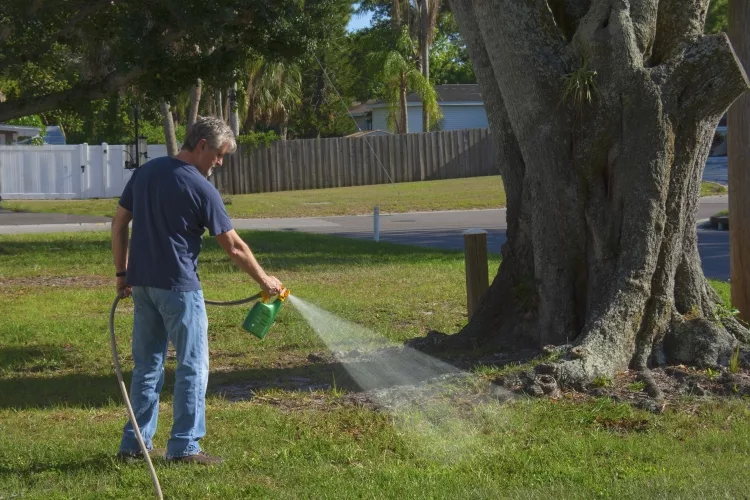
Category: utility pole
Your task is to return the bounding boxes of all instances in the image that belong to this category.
[729,0,750,320]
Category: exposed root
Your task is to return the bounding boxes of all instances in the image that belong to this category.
[663,317,738,367]
[636,369,664,400]
[722,316,750,344]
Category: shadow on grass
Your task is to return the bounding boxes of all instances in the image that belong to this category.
[0,364,353,410]
[0,345,78,374]
[0,230,462,273]
[0,453,117,477]
[0,352,468,410]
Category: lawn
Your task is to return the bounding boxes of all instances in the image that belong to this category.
[0,176,725,220]
[0,176,507,219]
[700,181,728,197]
[1,230,748,499]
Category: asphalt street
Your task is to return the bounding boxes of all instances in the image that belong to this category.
[0,196,731,279]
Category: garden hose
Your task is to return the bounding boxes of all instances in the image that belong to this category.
[108,290,263,500]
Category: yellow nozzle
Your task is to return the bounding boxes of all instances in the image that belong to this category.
[261,287,290,303]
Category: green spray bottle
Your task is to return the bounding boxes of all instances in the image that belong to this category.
[243,288,290,339]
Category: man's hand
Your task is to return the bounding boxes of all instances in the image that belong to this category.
[217,230,285,297]
[117,276,132,298]
[261,275,284,297]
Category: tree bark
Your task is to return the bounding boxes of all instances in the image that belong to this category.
[448,0,750,387]
[215,90,224,121]
[399,79,408,134]
[729,0,750,322]
[187,79,202,131]
[161,100,179,157]
[0,69,144,122]
[228,82,240,137]
[224,88,231,124]
[421,0,430,132]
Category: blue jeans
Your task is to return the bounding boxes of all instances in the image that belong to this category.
[118,286,209,458]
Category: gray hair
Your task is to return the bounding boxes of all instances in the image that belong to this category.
[182,116,237,153]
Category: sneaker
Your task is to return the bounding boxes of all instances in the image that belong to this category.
[116,447,166,462]
[167,451,223,466]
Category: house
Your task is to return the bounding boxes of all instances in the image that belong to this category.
[43,126,67,145]
[345,129,393,138]
[0,124,66,145]
[0,124,43,145]
[349,84,489,134]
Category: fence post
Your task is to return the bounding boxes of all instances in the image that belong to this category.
[464,228,489,319]
[79,143,89,199]
[101,142,109,198]
[374,205,380,242]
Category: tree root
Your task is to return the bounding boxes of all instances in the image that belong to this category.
[636,369,664,401]
[534,315,747,390]
[663,317,738,367]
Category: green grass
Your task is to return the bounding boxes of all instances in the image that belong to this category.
[1,231,749,499]
[0,178,725,220]
[714,210,729,217]
[0,176,507,219]
[700,182,727,197]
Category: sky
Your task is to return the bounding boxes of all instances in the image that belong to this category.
[346,8,374,32]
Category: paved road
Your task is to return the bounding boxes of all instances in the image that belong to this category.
[0,196,731,280]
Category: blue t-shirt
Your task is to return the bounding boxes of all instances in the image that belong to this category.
[118,156,233,291]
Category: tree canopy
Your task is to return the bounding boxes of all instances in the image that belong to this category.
[0,0,341,123]
[0,0,476,141]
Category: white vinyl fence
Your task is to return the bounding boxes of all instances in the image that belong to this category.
[0,144,167,200]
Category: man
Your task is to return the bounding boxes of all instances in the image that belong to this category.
[111,116,284,465]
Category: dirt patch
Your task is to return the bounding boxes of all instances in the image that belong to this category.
[0,275,110,289]
[496,358,750,413]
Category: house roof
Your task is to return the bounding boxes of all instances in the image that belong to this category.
[0,123,43,136]
[44,126,66,145]
[345,129,393,138]
[349,84,483,115]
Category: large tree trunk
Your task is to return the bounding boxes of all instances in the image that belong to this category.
[161,100,179,157]
[729,0,750,322]
[450,0,750,388]
[187,79,202,131]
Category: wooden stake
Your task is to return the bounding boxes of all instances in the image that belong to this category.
[464,229,489,319]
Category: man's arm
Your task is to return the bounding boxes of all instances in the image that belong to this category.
[215,229,283,296]
[111,205,133,296]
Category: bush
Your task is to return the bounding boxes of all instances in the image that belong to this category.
[236,131,279,154]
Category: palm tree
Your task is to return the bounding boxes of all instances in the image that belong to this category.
[186,79,202,131]
[388,0,442,130]
[375,27,441,134]
[240,59,302,140]
[240,58,266,133]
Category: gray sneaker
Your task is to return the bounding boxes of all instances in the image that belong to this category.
[167,451,223,466]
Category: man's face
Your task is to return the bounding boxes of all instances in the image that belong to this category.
[195,139,230,178]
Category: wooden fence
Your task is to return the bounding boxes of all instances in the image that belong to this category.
[209,128,497,194]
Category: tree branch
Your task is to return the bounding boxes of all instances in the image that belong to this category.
[652,0,710,64]
[0,69,144,122]
[569,0,644,81]
[662,34,750,120]
[0,0,117,59]
[548,0,592,41]
[470,0,568,132]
